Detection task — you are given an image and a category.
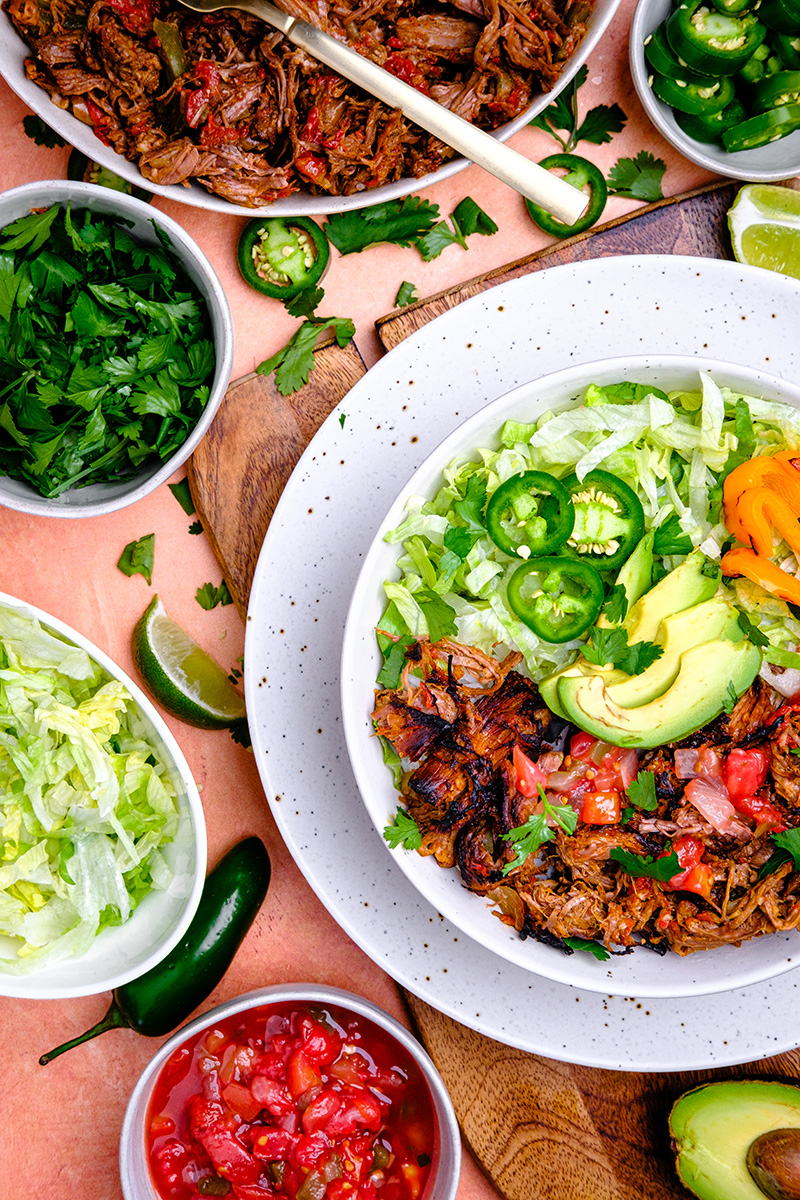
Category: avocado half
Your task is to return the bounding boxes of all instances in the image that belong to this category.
[670,1080,800,1200]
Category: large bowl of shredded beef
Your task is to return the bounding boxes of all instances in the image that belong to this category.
[0,0,622,215]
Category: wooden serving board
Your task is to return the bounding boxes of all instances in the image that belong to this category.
[189,179,800,1200]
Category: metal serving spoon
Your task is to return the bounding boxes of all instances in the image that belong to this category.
[176,0,588,224]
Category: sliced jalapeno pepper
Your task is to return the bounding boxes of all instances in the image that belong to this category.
[485,470,575,558]
[674,96,748,140]
[524,154,607,239]
[651,70,736,114]
[667,0,768,73]
[738,42,784,82]
[561,469,645,572]
[775,32,800,68]
[752,68,800,108]
[645,22,711,78]
[722,100,800,147]
[506,557,604,643]
[710,0,758,14]
[758,0,800,34]
[237,215,330,299]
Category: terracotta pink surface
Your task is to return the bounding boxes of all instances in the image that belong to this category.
[0,4,713,1196]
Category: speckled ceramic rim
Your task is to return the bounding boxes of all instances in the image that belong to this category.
[629,0,800,182]
[0,0,622,217]
[0,589,207,1000]
[119,984,462,1200]
[341,352,800,1000]
[0,180,234,517]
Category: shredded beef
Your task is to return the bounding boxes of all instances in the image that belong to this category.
[4,0,594,205]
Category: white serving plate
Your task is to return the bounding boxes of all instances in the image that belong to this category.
[0,0,621,216]
[245,254,800,1070]
[341,351,800,1000]
[0,591,206,999]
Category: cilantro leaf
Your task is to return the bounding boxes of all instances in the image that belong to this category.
[1,205,60,254]
[229,717,252,749]
[722,681,739,715]
[757,830,800,880]
[575,102,627,146]
[22,114,67,149]
[451,196,499,238]
[607,152,667,202]
[117,534,155,585]
[626,771,658,812]
[395,281,418,307]
[256,316,355,396]
[614,639,664,676]
[339,413,346,428]
[168,478,196,515]
[196,581,233,610]
[376,602,415,688]
[653,513,694,557]
[737,608,770,647]
[529,66,588,149]
[610,847,680,880]
[502,786,578,875]
[414,198,497,262]
[325,197,439,255]
[602,584,629,625]
[285,286,324,319]
[582,625,663,675]
[384,808,423,850]
[188,520,203,535]
[416,589,457,641]
[563,936,611,961]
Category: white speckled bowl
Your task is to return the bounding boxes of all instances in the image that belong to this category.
[341,352,800,1000]
[630,0,800,181]
[0,181,233,517]
[0,591,206,1000]
[119,984,461,1200]
[0,2,622,217]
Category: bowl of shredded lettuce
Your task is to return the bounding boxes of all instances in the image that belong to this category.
[341,353,800,999]
[0,592,206,999]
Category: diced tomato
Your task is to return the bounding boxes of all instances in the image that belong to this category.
[151,1138,193,1199]
[570,732,597,759]
[287,1048,323,1096]
[85,99,113,146]
[512,744,547,798]
[730,793,786,831]
[295,152,329,184]
[662,836,713,899]
[187,1097,225,1140]
[149,1114,176,1138]
[302,1088,343,1133]
[222,1082,263,1123]
[251,1076,295,1118]
[199,1127,261,1185]
[677,864,714,900]
[581,790,620,825]
[298,1013,343,1065]
[294,1131,333,1170]
[725,748,770,802]
[384,54,430,92]
[109,0,156,36]
[252,1128,296,1162]
[328,1050,370,1085]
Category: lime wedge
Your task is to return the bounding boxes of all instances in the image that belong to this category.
[728,184,800,280]
[132,595,246,730]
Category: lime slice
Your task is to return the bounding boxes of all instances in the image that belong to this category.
[132,595,246,730]
[728,184,800,280]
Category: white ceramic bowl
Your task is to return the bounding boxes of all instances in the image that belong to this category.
[0,2,621,217]
[630,0,800,181]
[341,352,800,999]
[0,180,233,517]
[0,591,206,999]
[120,984,461,1200]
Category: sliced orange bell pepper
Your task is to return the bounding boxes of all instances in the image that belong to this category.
[721,545,800,606]
[735,487,800,558]
[723,454,800,542]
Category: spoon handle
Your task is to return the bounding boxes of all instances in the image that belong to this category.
[230,0,588,224]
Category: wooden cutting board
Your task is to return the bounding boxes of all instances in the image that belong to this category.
[189,180,800,1200]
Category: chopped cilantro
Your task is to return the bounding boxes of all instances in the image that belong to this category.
[384,808,422,850]
[416,589,457,642]
[229,717,251,749]
[414,197,498,262]
[256,314,355,396]
[22,114,66,149]
[325,196,440,255]
[653,513,693,557]
[722,681,739,714]
[502,785,578,875]
[602,584,629,625]
[626,771,658,812]
[607,152,667,202]
[168,478,196,515]
[529,65,627,152]
[117,534,155,586]
[582,625,663,675]
[285,286,324,319]
[395,281,418,307]
[563,936,611,961]
[610,847,680,880]
[339,412,347,428]
[196,581,233,610]
[188,520,203,535]
[737,609,770,647]
[758,829,800,879]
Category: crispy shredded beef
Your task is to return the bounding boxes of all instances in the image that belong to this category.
[374,638,800,957]
[4,0,594,205]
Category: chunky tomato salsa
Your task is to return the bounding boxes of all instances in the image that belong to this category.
[146,1001,437,1200]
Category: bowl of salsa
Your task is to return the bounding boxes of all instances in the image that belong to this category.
[120,984,461,1200]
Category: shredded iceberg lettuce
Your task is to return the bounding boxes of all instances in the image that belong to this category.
[0,602,181,973]
[378,374,800,682]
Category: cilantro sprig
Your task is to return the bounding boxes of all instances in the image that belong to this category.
[758,828,800,879]
[529,65,627,151]
[117,534,155,585]
[196,581,233,610]
[607,152,667,202]
[610,847,681,881]
[414,197,498,262]
[582,625,664,676]
[384,808,422,850]
[255,286,355,396]
[501,785,578,875]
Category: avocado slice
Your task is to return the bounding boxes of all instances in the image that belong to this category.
[670,1081,800,1200]
[623,549,719,644]
[605,597,742,709]
[538,659,624,718]
[556,637,761,748]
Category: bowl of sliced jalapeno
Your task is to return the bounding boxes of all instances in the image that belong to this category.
[630,0,800,180]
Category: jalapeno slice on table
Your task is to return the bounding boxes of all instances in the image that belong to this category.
[485,470,575,558]
[507,557,605,642]
[524,155,607,238]
[666,0,768,73]
[562,469,645,572]
[237,215,330,299]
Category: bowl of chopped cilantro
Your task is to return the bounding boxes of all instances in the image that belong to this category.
[0,590,206,999]
[0,180,233,516]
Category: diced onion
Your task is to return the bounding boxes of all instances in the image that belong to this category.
[760,661,800,699]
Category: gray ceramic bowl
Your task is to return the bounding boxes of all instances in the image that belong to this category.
[0,180,233,517]
[120,984,461,1200]
[630,0,800,182]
